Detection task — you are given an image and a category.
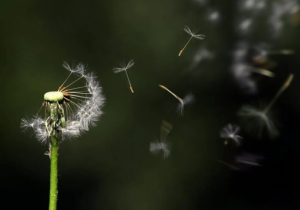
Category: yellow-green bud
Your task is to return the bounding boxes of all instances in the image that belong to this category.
[44,91,64,102]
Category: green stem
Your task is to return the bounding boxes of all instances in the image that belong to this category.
[49,136,59,210]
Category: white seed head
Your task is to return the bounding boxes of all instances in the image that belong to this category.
[21,62,105,143]
[112,60,135,73]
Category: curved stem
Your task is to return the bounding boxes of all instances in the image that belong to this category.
[49,136,59,210]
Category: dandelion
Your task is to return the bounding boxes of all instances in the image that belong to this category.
[21,62,105,210]
[239,74,294,138]
[113,60,135,93]
[220,124,243,146]
[178,26,205,56]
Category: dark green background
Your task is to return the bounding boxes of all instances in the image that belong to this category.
[1,0,300,209]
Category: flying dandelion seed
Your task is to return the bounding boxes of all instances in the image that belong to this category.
[239,74,294,138]
[150,140,171,159]
[178,26,205,56]
[21,62,105,143]
[220,124,243,146]
[150,120,172,159]
[113,60,135,93]
[177,93,195,116]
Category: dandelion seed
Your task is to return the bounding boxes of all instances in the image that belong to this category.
[150,140,171,159]
[239,74,294,138]
[177,93,195,116]
[113,60,135,93]
[150,120,172,159]
[220,124,243,146]
[178,26,205,56]
[21,62,105,143]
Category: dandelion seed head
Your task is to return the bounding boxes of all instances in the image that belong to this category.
[220,124,243,146]
[21,62,105,144]
[112,60,135,73]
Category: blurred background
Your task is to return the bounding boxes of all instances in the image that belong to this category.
[1,0,300,209]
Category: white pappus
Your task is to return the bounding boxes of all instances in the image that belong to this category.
[21,62,105,143]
